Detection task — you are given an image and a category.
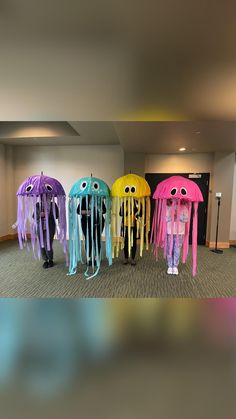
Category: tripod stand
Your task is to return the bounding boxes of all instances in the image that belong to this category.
[211,197,223,254]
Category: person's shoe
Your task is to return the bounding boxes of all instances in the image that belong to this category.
[48,260,54,268]
[172,267,179,275]
[43,261,49,269]
[123,259,129,265]
[131,259,136,266]
[167,267,173,275]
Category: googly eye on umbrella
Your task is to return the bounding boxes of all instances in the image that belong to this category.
[150,176,203,276]
[16,173,67,261]
[68,176,112,279]
[111,173,151,258]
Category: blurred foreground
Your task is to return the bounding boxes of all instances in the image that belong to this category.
[0,299,235,419]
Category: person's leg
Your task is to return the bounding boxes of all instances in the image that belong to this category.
[82,221,92,264]
[88,224,92,260]
[166,234,173,273]
[131,227,137,265]
[47,229,55,268]
[41,231,49,269]
[172,235,183,274]
[123,227,129,264]
[41,246,48,261]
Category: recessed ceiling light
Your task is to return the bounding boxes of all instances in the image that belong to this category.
[194,131,201,135]
[179,147,186,151]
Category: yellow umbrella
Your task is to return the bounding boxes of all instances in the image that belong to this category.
[111,174,151,258]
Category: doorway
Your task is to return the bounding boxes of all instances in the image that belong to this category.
[145,173,210,245]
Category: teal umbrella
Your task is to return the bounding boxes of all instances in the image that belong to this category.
[68,176,112,279]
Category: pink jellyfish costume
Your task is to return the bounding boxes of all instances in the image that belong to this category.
[150,176,203,276]
[16,174,67,261]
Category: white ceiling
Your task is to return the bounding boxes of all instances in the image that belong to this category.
[0,122,78,139]
[1,121,236,153]
[0,122,120,146]
[114,121,236,153]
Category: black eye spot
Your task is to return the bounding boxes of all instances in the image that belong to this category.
[81,181,87,190]
[26,184,34,193]
[131,186,136,193]
[124,186,130,193]
[170,187,177,196]
[45,184,53,192]
[181,188,187,196]
[93,182,99,190]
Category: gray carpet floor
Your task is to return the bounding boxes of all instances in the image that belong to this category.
[0,240,236,297]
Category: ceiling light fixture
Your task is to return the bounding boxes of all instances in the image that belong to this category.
[179,147,186,151]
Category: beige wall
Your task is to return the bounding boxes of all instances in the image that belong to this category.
[230,159,236,240]
[145,153,214,173]
[11,144,124,228]
[124,152,145,176]
[0,145,7,236]
[209,152,235,244]
[0,145,14,236]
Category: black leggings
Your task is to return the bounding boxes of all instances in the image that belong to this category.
[124,226,137,260]
[40,229,55,262]
[82,220,104,258]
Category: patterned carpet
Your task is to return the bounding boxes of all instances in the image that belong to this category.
[0,240,236,297]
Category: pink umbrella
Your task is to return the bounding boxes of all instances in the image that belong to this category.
[151,176,203,276]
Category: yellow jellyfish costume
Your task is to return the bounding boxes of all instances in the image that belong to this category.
[111,173,151,258]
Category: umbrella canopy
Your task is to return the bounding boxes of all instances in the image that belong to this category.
[153,175,203,202]
[69,176,110,198]
[111,173,151,198]
[17,174,65,196]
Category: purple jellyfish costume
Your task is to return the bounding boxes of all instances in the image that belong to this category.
[16,174,67,261]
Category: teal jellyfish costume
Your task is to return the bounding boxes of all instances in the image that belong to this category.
[68,176,112,279]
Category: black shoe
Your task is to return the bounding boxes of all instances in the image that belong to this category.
[43,261,49,269]
[48,260,54,268]
[131,259,136,266]
[123,259,129,265]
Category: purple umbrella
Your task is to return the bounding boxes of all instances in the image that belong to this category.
[16,173,67,261]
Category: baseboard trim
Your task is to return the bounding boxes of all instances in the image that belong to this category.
[2,235,230,249]
[206,240,230,249]
[0,234,18,242]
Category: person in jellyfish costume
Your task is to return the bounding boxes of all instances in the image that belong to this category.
[16,173,67,267]
[111,173,151,263]
[68,176,112,279]
[151,176,203,276]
